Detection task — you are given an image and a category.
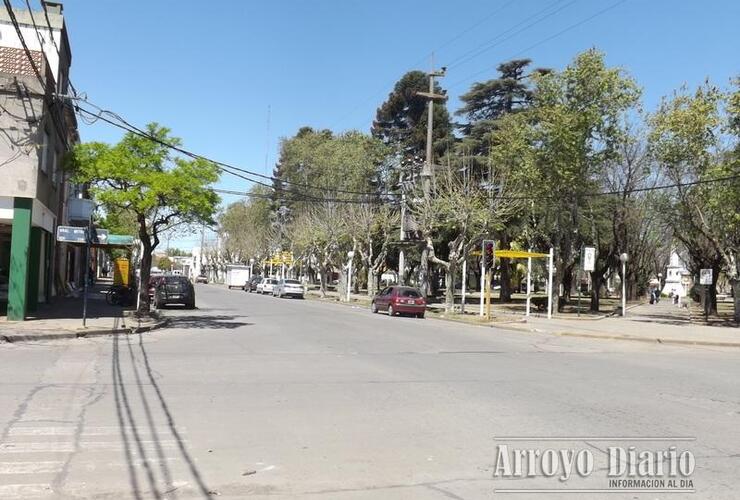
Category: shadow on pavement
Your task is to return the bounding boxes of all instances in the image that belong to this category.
[112,333,215,499]
[166,314,253,330]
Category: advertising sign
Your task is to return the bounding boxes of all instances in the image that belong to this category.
[56,225,87,244]
[582,246,596,272]
[699,268,712,285]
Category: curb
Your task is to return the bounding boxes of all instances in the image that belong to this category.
[556,331,740,348]
[0,317,170,344]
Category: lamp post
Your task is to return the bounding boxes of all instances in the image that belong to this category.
[346,251,355,303]
[620,253,629,317]
[249,258,255,280]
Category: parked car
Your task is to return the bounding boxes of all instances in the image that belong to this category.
[154,275,195,309]
[273,279,304,299]
[371,286,426,318]
[244,275,263,292]
[148,275,165,300]
[257,277,278,295]
[195,275,208,284]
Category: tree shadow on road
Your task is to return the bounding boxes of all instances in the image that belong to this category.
[165,314,253,330]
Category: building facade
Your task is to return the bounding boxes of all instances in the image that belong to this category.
[0,2,80,320]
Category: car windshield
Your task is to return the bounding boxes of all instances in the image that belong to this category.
[399,289,421,298]
[164,277,187,284]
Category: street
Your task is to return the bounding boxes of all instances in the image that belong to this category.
[0,284,738,499]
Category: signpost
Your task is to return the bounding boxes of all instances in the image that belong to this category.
[700,268,712,321]
[578,246,596,317]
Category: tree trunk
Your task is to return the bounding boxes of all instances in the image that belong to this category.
[730,279,740,323]
[418,245,431,298]
[319,263,329,298]
[445,260,456,313]
[137,224,152,314]
[589,271,602,312]
[367,267,378,297]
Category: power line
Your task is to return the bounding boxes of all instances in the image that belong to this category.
[3,0,68,148]
[446,0,628,91]
[73,105,390,205]
[70,96,394,198]
[445,0,577,70]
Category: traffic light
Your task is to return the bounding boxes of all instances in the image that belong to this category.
[482,239,495,269]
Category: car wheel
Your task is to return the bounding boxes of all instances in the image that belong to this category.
[187,301,195,310]
[371,301,378,314]
[388,305,395,317]
[417,313,425,319]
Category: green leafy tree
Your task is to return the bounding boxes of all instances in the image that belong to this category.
[518,49,641,311]
[455,59,540,302]
[157,256,172,271]
[67,123,219,313]
[650,82,740,317]
[372,70,453,162]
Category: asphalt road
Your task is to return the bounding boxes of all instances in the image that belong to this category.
[0,284,738,499]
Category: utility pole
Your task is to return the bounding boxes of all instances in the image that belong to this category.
[199,223,205,277]
[416,66,447,200]
[398,190,406,285]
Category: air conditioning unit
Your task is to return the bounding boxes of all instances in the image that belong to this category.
[67,198,94,222]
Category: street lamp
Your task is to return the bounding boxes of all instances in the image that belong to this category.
[346,251,355,302]
[620,253,629,317]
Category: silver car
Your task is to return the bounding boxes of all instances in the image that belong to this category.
[273,279,304,299]
[258,278,277,295]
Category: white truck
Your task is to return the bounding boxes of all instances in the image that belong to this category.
[225,264,251,289]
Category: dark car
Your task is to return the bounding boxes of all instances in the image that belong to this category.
[154,276,195,309]
[148,275,164,300]
[371,286,426,318]
[243,275,263,292]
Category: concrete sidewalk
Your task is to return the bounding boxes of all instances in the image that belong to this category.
[502,301,740,347]
[0,279,165,342]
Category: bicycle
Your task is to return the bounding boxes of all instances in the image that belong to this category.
[106,285,135,306]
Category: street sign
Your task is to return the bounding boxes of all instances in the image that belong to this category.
[56,225,87,244]
[699,268,713,285]
[107,234,135,246]
[91,228,109,245]
[582,246,596,272]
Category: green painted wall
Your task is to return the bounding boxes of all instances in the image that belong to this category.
[7,198,32,321]
[26,227,42,313]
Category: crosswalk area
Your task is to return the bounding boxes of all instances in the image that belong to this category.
[0,337,203,499]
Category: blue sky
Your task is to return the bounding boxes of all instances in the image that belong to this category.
[55,0,739,248]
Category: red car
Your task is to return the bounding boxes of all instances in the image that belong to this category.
[371,286,426,318]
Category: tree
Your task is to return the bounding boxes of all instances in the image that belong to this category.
[649,82,740,316]
[372,70,453,162]
[455,59,539,302]
[157,256,172,271]
[345,204,399,297]
[411,165,516,311]
[219,185,275,265]
[515,49,641,311]
[67,123,219,314]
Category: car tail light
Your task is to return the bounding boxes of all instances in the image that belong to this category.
[416,299,425,305]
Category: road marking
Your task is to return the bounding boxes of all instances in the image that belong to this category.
[0,441,180,453]
[8,426,187,436]
[0,483,53,498]
[0,461,64,474]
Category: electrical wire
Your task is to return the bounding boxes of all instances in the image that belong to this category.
[3,0,69,149]
[444,0,577,70]
[74,105,390,205]
[69,96,397,198]
[446,0,628,91]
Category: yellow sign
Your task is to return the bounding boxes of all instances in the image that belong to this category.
[263,251,294,266]
[113,258,130,286]
[470,249,549,259]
